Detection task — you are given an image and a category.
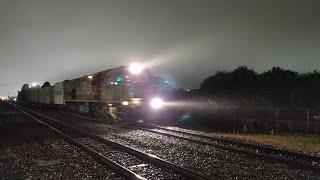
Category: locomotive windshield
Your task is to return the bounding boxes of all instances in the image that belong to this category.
[128,85,146,98]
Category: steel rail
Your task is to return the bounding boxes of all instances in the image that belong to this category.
[31,107,319,172]
[36,107,319,172]
[11,103,145,180]
[16,104,210,180]
[131,125,320,172]
[151,125,320,162]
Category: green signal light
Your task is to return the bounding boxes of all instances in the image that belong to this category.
[115,75,123,82]
[181,113,191,121]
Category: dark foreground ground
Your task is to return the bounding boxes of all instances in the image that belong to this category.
[0,102,119,179]
[1,101,320,179]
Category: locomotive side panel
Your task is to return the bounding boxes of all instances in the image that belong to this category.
[92,72,103,101]
[64,79,77,101]
[100,67,127,103]
[99,70,113,102]
[64,78,88,113]
[80,76,94,100]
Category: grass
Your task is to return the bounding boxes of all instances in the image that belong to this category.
[212,132,320,156]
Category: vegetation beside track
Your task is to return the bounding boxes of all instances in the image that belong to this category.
[212,132,320,155]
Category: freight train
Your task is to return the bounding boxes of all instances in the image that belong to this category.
[18,64,172,123]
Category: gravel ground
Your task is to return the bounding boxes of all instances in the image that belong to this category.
[32,109,320,179]
[0,138,120,180]
[146,128,320,167]
[0,102,120,180]
[51,116,320,179]
[78,137,184,180]
[99,129,320,179]
[19,108,189,179]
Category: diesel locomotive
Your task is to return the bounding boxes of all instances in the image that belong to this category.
[18,64,172,123]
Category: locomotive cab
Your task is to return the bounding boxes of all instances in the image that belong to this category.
[111,64,171,123]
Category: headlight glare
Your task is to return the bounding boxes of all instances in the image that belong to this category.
[150,97,164,109]
[122,101,129,106]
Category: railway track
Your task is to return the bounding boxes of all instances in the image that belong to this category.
[148,125,320,160]
[128,124,320,172]
[10,103,209,180]
[32,106,320,172]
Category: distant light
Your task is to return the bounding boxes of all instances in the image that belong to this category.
[122,101,129,106]
[137,119,144,123]
[150,97,164,109]
[31,83,38,87]
[88,75,93,79]
[114,82,119,85]
[1,96,8,101]
[110,82,114,85]
[186,89,190,92]
[129,63,144,74]
[181,113,191,121]
[108,103,113,107]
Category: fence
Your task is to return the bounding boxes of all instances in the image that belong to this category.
[191,107,320,135]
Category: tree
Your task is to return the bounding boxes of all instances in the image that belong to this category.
[199,66,320,107]
[41,82,51,88]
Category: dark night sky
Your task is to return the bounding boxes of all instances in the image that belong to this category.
[0,0,320,96]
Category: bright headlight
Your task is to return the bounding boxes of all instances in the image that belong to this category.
[122,101,129,106]
[129,63,144,74]
[150,98,164,109]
